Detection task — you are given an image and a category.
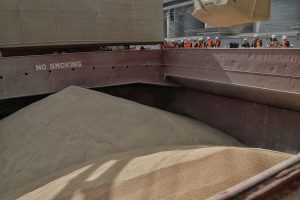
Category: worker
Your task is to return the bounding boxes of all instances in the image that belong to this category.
[269,35,279,48]
[200,38,206,48]
[178,40,184,48]
[188,39,193,48]
[194,38,204,48]
[183,39,187,48]
[251,34,262,48]
[281,35,290,48]
[241,38,250,48]
[194,40,199,48]
[215,37,221,48]
[184,39,192,48]
[206,37,215,48]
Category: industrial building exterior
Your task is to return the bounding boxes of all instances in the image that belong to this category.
[163,0,300,46]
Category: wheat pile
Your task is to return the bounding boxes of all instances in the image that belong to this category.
[0,86,291,200]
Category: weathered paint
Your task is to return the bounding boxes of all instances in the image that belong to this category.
[0,0,164,48]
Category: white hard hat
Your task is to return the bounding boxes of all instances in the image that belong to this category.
[207,37,210,40]
[271,34,276,39]
[282,35,287,40]
[215,36,219,40]
[243,38,248,41]
[199,37,204,41]
[253,33,259,38]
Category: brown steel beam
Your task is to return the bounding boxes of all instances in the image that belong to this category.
[208,153,300,200]
[163,48,300,111]
[0,50,173,100]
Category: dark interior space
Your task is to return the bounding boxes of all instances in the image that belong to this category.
[1,83,299,154]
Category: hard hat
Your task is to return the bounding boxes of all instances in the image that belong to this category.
[243,38,248,41]
[271,34,276,39]
[215,36,219,40]
[282,35,287,40]
[207,37,210,40]
[253,33,259,38]
[199,37,204,40]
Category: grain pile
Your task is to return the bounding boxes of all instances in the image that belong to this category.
[0,86,291,200]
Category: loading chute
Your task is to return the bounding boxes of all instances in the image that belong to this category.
[192,0,270,26]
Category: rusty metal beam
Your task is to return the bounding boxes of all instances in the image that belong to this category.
[163,48,300,112]
[1,48,300,113]
[0,50,173,100]
[208,153,300,200]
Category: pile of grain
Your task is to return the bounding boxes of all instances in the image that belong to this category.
[0,86,291,200]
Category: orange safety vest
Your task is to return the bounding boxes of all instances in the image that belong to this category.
[184,42,188,48]
[201,42,206,48]
[282,40,289,48]
[215,40,221,48]
[196,41,205,48]
[184,42,191,48]
[187,42,193,48]
[256,39,262,48]
[207,39,214,47]
[274,40,279,48]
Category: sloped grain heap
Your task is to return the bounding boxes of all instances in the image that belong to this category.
[0,86,291,200]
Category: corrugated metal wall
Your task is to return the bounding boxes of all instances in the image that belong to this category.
[260,0,300,33]
[175,5,205,37]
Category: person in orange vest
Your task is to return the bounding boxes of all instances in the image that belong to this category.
[187,39,193,48]
[215,37,221,48]
[251,34,262,48]
[184,39,191,48]
[206,37,215,48]
[281,35,290,48]
[194,38,202,48]
[195,38,206,48]
[268,34,279,48]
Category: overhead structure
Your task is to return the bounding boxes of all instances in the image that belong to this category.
[0,0,163,48]
[192,0,270,26]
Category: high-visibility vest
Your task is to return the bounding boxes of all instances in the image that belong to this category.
[184,42,191,48]
[282,40,289,48]
[215,40,221,48]
[274,40,279,48]
[207,39,214,47]
[256,39,262,48]
[196,42,205,48]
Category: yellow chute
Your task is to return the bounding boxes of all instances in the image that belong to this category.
[193,0,270,26]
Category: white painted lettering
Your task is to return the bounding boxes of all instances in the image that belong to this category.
[35,64,47,71]
[35,61,83,71]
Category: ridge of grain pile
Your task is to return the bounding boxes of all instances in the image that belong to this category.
[0,86,242,194]
[0,86,291,200]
